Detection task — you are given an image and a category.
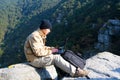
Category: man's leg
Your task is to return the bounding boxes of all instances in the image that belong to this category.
[30,54,76,76]
[52,54,76,76]
[30,54,88,77]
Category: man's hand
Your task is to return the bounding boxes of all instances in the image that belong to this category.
[52,48,58,53]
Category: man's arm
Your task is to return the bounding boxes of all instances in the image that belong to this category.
[28,34,52,57]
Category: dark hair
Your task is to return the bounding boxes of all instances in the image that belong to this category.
[39,19,52,30]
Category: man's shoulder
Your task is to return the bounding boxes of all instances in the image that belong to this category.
[32,30,39,35]
[28,30,40,38]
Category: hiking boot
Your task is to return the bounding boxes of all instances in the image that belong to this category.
[74,68,89,77]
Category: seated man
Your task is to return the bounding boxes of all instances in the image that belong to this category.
[24,19,88,77]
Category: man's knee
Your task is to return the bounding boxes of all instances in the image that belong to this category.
[53,54,61,59]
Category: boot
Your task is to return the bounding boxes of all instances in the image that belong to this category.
[74,68,89,77]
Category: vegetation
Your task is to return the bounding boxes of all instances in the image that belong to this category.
[49,0,120,53]
[0,0,64,67]
[0,0,120,67]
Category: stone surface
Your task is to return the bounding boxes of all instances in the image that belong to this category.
[95,19,120,51]
[0,63,58,80]
[0,52,120,80]
[63,52,120,80]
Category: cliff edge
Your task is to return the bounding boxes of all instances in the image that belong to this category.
[63,52,120,80]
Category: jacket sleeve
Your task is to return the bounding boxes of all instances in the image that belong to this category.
[28,34,52,57]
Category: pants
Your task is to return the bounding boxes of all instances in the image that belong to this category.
[30,54,76,76]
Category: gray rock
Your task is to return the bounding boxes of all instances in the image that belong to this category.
[0,63,58,80]
[95,19,120,51]
[0,52,120,80]
[62,52,120,80]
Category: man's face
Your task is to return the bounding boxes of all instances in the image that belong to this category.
[42,29,51,35]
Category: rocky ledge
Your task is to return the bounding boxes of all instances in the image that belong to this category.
[63,52,120,80]
[0,52,120,80]
[0,64,58,80]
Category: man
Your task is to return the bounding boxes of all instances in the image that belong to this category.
[24,19,88,77]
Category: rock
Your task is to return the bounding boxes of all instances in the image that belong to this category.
[0,63,58,80]
[62,52,120,80]
[0,52,120,80]
[95,19,120,51]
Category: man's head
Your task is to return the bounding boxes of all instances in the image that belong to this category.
[39,19,52,30]
[39,19,52,35]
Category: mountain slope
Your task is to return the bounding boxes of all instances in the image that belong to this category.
[0,0,120,68]
[0,0,65,67]
[48,0,120,52]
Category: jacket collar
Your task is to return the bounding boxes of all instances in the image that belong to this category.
[37,28,46,39]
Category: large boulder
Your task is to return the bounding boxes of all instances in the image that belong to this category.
[63,52,120,80]
[0,52,120,80]
[95,19,120,51]
[0,63,58,80]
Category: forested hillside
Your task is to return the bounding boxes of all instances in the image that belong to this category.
[0,0,120,67]
[49,0,120,53]
[0,0,65,67]
[0,0,19,42]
